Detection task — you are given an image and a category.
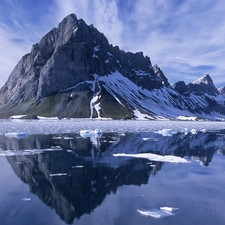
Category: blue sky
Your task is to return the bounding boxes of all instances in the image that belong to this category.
[0,0,225,88]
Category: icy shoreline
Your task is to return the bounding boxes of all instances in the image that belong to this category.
[0,119,225,135]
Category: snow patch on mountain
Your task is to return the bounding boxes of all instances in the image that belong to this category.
[192,74,213,85]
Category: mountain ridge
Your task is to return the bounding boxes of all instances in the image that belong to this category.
[0,13,225,120]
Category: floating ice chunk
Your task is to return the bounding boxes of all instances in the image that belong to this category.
[49,173,68,177]
[160,207,179,213]
[183,128,190,135]
[113,153,189,164]
[5,132,29,139]
[80,129,102,138]
[183,128,198,135]
[156,129,177,136]
[137,207,178,218]
[137,209,169,218]
[191,129,197,134]
[21,198,31,201]
[142,138,152,141]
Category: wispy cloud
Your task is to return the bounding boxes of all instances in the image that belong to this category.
[0,0,55,87]
[0,0,225,88]
[120,0,225,86]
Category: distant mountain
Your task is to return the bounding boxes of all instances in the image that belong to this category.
[218,86,225,97]
[0,13,225,120]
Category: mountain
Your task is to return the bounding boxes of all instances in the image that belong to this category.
[0,13,225,120]
[218,86,225,97]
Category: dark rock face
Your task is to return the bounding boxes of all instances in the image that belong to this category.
[0,14,158,104]
[172,81,189,96]
[153,64,170,87]
[0,13,225,120]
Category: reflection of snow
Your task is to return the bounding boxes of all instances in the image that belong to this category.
[49,173,68,177]
[137,207,178,218]
[21,198,31,201]
[0,148,62,157]
[113,153,189,164]
[80,129,102,148]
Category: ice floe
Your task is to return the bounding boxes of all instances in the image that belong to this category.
[156,129,177,136]
[5,132,29,139]
[160,207,179,212]
[113,153,190,164]
[80,129,102,138]
[137,207,179,218]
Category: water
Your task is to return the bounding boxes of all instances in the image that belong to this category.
[0,120,225,225]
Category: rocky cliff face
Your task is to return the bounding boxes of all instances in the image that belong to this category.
[0,14,160,104]
[0,13,225,120]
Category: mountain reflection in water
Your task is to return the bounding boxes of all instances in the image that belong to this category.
[0,130,225,224]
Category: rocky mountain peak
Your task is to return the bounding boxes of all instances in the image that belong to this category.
[172,81,189,96]
[0,14,225,120]
[187,74,219,96]
[192,74,214,86]
[218,86,225,97]
[153,64,170,86]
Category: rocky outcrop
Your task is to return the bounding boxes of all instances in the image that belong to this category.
[172,81,189,96]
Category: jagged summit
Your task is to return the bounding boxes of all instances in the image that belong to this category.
[187,74,219,96]
[0,14,225,120]
[192,74,214,85]
[218,86,225,96]
[0,13,159,105]
[172,81,189,96]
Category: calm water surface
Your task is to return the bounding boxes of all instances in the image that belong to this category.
[0,120,225,225]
